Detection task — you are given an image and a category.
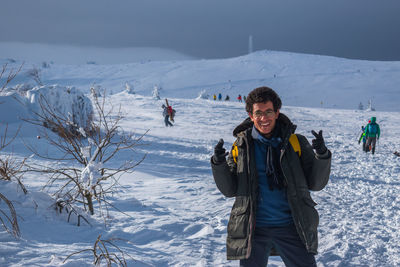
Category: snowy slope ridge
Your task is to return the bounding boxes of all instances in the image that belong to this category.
[1,90,400,266]
[0,42,195,65]
[2,49,400,111]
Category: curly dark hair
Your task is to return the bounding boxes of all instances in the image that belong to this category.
[245,86,282,114]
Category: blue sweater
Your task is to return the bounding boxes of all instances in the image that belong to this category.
[254,138,293,227]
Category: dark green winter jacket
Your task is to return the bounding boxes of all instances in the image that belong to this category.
[211,113,331,260]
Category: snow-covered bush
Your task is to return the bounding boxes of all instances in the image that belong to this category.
[124,82,135,94]
[25,91,146,218]
[26,85,94,137]
[152,85,161,100]
[196,89,209,100]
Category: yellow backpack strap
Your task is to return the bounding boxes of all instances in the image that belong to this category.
[289,134,301,157]
[231,142,238,163]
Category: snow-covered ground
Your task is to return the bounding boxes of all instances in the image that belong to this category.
[1,50,400,266]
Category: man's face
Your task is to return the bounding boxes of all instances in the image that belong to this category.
[249,101,280,136]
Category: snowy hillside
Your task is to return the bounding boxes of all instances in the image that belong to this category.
[1,51,400,266]
[2,50,400,112]
[0,42,195,65]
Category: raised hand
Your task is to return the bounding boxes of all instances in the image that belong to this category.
[213,139,229,164]
[311,130,327,154]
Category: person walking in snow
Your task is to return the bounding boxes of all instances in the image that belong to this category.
[237,94,242,102]
[162,104,173,127]
[365,116,380,154]
[211,86,331,266]
[358,125,367,152]
[213,94,217,101]
[218,93,222,101]
[225,95,230,101]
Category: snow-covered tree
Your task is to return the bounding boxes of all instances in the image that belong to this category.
[358,102,364,110]
[196,89,209,100]
[366,99,376,111]
[124,82,135,94]
[152,85,161,100]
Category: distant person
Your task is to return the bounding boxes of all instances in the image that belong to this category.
[358,125,367,152]
[243,95,247,102]
[211,86,331,266]
[162,104,173,127]
[213,94,217,101]
[218,93,222,101]
[237,94,242,102]
[365,117,380,154]
[225,95,230,101]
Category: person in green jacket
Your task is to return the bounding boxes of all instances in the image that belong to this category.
[365,117,380,154]
[211,86,331,266]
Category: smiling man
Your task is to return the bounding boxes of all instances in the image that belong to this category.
[211,86,331,266]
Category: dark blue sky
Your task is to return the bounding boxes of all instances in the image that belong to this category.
[1,0,400,60]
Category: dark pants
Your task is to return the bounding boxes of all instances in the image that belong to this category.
[164,115,173,127]
[240,224,316,267]
[362,141,367,152]
[366,137,377,154]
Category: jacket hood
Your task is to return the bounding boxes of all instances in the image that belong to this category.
[233,113,297,140]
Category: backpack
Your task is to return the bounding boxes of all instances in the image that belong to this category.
[368,123,378,135]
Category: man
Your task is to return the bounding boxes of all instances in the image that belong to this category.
[365,117,380,154]
[161,104,173,127]
[211,86,331,266]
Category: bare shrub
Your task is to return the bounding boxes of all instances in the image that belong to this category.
[0,63,23,94]
[0,192,20,238]
[0,155,27,194]
[52,198,91,227]
[0,63,23,238]
[26,66,43,86]
[64,234,133,266]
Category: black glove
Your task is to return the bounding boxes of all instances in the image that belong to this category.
[358,140,361,144]
[212,139,228,164]
[311,130,327,154]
